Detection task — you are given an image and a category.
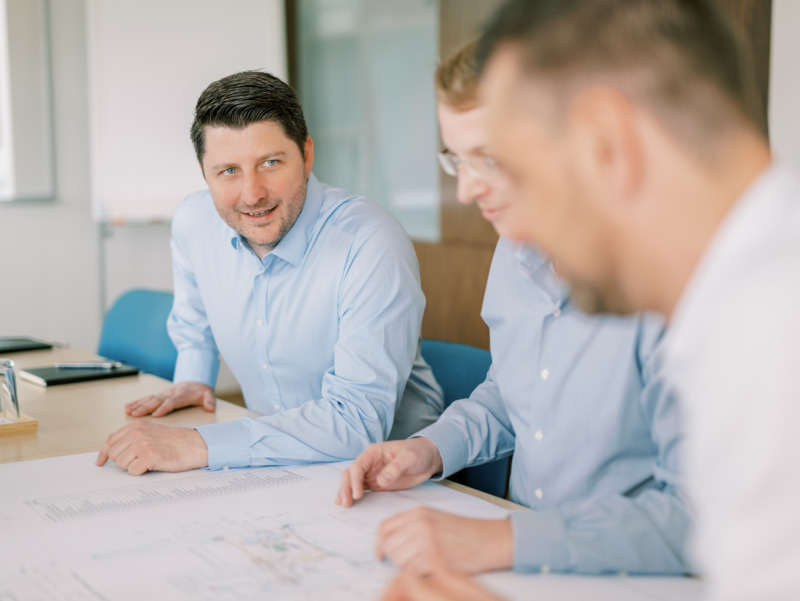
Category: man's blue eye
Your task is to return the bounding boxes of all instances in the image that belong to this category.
[223,167,236,175]
[264,159,278,167]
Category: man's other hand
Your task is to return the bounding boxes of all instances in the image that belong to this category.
[376,507,513,575]
[336,438,444,507]
[124,381,216,417]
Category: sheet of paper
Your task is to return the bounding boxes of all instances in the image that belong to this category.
[0,453,702,601]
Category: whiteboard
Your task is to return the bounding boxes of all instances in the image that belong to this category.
[87,0,287,223]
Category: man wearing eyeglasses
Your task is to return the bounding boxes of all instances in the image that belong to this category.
[337,40,691,578]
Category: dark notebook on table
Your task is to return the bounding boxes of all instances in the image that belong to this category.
[0,337,54,353]
[19,364,139,387]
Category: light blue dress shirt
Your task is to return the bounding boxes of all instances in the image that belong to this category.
[416,238,691,575]
[168,174,444,469]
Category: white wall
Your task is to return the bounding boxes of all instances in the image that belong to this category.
[0,0,240,392]
[0,0,173,353]
[770,0,800,171]
[0,0,100,352]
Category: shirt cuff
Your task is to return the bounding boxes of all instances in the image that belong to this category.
[511,508,570,573]
[414,419,471,480]
[196,420,252,470]
[173,347,220,388]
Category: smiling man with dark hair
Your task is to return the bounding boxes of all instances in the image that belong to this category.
[97,70,444,476]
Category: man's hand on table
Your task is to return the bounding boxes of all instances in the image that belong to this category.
[376,507,513,575]
[96,421,209,475]
[125,381,216,417]
[337,437,514,574]
[336,437,444,507]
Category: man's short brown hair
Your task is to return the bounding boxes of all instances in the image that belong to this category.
[190,70,309,165]
[435,40,481,110]
[477,0,766,146]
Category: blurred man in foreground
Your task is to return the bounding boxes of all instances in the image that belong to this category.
[380,0,800,599]
[339,40,690,578]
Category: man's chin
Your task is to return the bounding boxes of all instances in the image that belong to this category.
[241,223,281,245]
[490,218,528,242]
[237,226,285,255]
[569,282,634,316]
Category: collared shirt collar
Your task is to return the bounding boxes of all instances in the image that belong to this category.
[513,241,569,305]
[229,173,324,267]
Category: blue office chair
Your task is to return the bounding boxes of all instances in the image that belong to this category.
[420,339,511,499]
[98,289,177,381]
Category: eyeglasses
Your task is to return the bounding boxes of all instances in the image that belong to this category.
[437,149,498,181]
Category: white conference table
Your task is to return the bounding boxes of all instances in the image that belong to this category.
[0,345,703,600]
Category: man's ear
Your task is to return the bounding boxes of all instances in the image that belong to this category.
[304,136,315,178]
[569,86,643,209]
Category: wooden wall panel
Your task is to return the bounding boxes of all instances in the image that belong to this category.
[415,241,494,349]
[439,0,504,59]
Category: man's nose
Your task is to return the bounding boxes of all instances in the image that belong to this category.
[456,168,490,205]
[241,171,267,205]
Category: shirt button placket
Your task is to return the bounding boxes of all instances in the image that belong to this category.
[256,270,271,402]
[536,363,547,503]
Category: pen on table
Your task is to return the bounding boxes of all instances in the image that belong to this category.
[54,361,123,370]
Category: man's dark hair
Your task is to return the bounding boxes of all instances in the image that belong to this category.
[190,70,309,164]
[476,0,766,143]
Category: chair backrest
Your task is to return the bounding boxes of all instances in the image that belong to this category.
[98,289,177,381]
[421,339,492,405]
[420,339,510,498]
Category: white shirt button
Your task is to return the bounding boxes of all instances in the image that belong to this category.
[274,403,280,411]
[552,308,561,317]
[535,430,543,441]
[540,368,549,380]
[258,274,265,280]
[535,488,544,500]
[541,565,551,574]
[262,363,269,370]
[256,319,264,326]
